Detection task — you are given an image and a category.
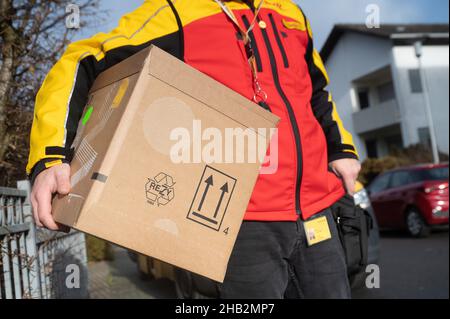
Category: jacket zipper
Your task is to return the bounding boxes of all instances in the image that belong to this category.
[243,9,303,215]
[241,15,272,112]
[241,15,263,72]
[268,13,289,68]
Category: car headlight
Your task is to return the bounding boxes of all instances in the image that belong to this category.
[353,189,371,210]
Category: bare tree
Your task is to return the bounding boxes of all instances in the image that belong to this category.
[0,0,103,186]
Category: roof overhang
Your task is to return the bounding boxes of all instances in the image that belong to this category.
[390,32,449,46]
[320,25,450,63]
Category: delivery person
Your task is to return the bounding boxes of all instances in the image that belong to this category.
[28,0,361,299]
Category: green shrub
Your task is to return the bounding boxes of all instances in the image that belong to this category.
[359,156,409,185]
[86,235,114,262]
[359,144,448,186]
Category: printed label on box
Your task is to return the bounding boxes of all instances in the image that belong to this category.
[145,172,176,206]
[187,166,237,231]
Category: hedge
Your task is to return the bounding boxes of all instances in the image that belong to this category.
[359,144,448,186]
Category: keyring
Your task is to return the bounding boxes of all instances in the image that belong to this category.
[253,90,268,104]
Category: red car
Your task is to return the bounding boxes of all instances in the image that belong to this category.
[368,163,449,237]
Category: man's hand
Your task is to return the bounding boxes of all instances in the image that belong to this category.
[31,163,71,231]
[330,158,361,195]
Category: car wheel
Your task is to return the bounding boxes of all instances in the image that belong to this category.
[406,208,431,238]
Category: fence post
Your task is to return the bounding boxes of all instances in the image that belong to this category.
[17,180,42,299]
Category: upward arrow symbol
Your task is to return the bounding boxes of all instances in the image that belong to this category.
[198,175,213,212]
[214,183,229,219]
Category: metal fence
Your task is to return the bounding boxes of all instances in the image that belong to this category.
[0,181,88,299]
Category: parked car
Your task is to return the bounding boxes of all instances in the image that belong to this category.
[132,182,380,297]
[367,163,449,238]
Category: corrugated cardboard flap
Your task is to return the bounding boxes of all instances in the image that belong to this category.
[90,48,151,93]
[147,46,280,133]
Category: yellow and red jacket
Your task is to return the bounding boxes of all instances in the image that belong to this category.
[27,0,358,221]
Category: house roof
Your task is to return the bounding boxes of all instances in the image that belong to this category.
[320,24,450,63]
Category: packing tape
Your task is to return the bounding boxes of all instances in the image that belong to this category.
[91,172,108,183]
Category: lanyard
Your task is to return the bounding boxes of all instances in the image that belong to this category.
[214,0,268,104]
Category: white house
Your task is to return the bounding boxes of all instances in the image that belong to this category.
[321,24,449,160]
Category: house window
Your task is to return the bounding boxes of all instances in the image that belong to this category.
[418,127,431,149]
[365,139,378,158]
[358,89,370,110]
[408,69,423,93]
[377,81,396,103]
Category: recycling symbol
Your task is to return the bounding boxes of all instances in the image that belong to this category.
[145,172,175,206]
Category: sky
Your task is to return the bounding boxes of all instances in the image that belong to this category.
[76,0,449,49]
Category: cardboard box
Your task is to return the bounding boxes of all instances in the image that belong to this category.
[52,46,279,282]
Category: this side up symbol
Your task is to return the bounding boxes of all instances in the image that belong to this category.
[187,166,236,231]
[197,176,229,220]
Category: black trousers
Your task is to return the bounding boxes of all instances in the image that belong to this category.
[219,207,351,299]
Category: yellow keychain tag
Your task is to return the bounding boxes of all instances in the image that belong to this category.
[303,216,332,247]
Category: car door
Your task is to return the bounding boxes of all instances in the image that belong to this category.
[385,171,414,227]
[368,172,393,227]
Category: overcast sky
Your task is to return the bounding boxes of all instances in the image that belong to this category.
[77,0,449,49]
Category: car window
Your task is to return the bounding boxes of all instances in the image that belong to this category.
[419,167,449,181]
[390,171,413,189]
[369,173,391,194]
[409,171,425,184]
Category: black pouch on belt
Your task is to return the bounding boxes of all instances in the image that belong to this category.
[331,194,373,277]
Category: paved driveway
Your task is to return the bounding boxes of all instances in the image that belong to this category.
[89,230,449,299]
[89,247,176,299]
[353,230,449,299]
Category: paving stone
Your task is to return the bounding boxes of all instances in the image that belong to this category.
[88,246,177,299]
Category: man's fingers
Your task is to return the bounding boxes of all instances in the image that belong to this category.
[341,168,358,195]
[343,175,356,195]
[30,164,72,231]
[330,158,361,195]
[55,165,71,195]
[36,187,60,231]
[331,166,341,177]
[30,195,43,228]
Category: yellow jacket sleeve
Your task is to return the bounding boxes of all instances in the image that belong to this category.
[27,0,181,181]
[300,8,359,162]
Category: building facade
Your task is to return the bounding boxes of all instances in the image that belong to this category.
[321,24,449,160]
